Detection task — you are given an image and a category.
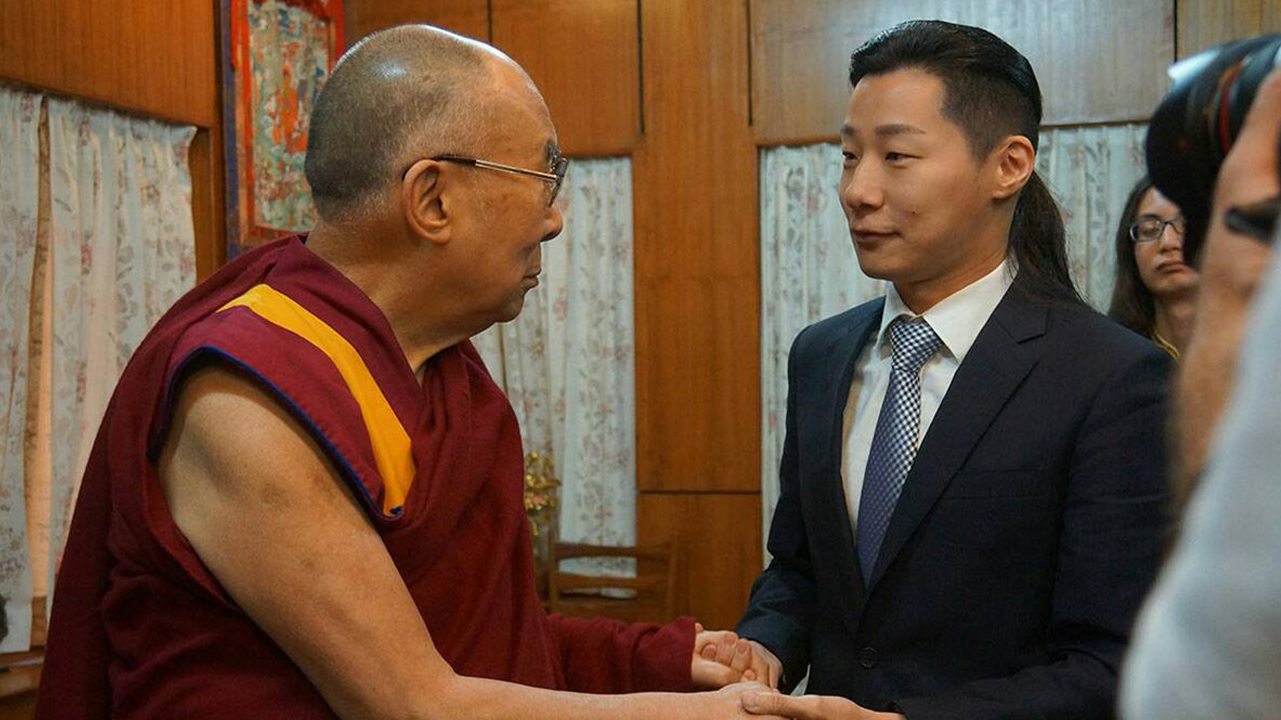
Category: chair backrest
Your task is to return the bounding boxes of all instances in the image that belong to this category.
[547,542,677,624]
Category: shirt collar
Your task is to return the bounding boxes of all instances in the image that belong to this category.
[874,259,1016,362]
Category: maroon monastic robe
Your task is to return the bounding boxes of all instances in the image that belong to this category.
[37,237,694,719]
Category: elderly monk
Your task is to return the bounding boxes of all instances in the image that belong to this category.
[36,25,777,720]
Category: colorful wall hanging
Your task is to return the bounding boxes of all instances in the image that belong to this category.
[224,0,343,257]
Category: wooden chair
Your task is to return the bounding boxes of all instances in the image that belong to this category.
[547,542,677,624]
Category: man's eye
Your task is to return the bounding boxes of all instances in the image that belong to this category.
[842,152,859,163]
[886,152,912,162]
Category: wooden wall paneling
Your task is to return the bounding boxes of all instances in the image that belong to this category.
[190,128,227,281]
[750,0,851,145]
[633,0,760,493]
[638,492,762,630]
[751,0,1175,144]
[1,0,224,279]
[0,681,36,720]
[0,0,218,127]
[491,0,641,156]
[1178,0,1281,58]
[343,0,491,46]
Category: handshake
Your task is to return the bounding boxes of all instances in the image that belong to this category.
[691,625,903,720]
[692,623,782,689]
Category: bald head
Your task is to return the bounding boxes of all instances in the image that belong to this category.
[305,25,517,221]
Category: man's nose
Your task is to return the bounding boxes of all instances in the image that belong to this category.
[841,164,884,212]
[543,201,565,243]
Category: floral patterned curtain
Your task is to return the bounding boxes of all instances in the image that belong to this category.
[1039,123,1149,309]
[473,157,637,565]
[758,143,886,563]
[0,84,43,651]
[757,126,1148,561]
[0,97,199,651]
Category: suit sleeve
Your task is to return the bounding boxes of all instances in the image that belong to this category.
[893,344,1172,720]
[736,328,819,692]
[545,614,696,693]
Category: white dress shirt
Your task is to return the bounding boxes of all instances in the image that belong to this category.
[841,260,1016,533]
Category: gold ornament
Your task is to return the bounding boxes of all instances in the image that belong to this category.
[523,450,560,537]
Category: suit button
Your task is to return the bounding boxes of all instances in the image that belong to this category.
[859,646,878,669]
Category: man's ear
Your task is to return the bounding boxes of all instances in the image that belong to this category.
[402,159,451,245]
[988,135,1036,201]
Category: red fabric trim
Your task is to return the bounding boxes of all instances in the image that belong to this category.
[252,0,340,23]
[329,0,344,58]
[232,0,256,234]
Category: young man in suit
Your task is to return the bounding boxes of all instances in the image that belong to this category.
[731,20,1171,720]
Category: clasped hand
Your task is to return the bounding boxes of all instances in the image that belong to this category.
[738,688,906,720]
[689,625,904,719]
[691,623,782,689]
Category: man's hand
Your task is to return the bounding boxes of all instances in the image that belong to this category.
[1199,66,1281,301]
[739,689,906,720]
[684,683,790,720]
[1176,67,1281,501]
[692,623,783,689]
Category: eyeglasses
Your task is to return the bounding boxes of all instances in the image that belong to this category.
[1129,215,1186,243]
[433,154,569,207]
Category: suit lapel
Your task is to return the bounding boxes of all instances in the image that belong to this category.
[866,288,1048,590]
[813,300,882,622]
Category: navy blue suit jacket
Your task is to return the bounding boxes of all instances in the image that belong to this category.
[737,284,1172,719]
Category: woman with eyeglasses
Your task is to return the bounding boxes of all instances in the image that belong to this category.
[1107,177,1199,359]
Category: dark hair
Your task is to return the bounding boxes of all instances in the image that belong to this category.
[1107,177,1158,335]
[848,20,1081,304]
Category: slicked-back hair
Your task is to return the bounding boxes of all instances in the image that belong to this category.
[304,26,490,221]
[848,20,1082,305]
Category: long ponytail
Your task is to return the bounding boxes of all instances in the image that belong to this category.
[1008,171,1084,305]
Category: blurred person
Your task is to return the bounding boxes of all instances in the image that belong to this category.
[1108,177,1198,358]
[1121,67,1281,720]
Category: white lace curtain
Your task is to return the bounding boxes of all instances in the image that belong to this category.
[758,143,886,556]
[758,124,1147,559]
[0,84,44,653]
[1039,123,1149,309]
[0,86,197,651]
[473,157,637,557]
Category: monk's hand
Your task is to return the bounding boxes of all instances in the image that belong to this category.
[692,623,783,689]
[740,689,906,720]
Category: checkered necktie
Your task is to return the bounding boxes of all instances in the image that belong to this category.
[857,318,942,584]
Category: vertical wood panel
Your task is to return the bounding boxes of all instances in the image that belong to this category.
[343,0,490,46]
[491,0,640,155]
[639,493,761,630]
[0,0,218,127]
[633,0,760,493]
[1178,0,1281,58]
[751,0,1175,143]
[190,128,227,281]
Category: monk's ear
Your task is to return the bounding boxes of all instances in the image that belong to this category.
[401,159,451,245]
[987,135,1036,201]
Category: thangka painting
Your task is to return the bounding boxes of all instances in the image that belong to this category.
[225,0,342,257]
